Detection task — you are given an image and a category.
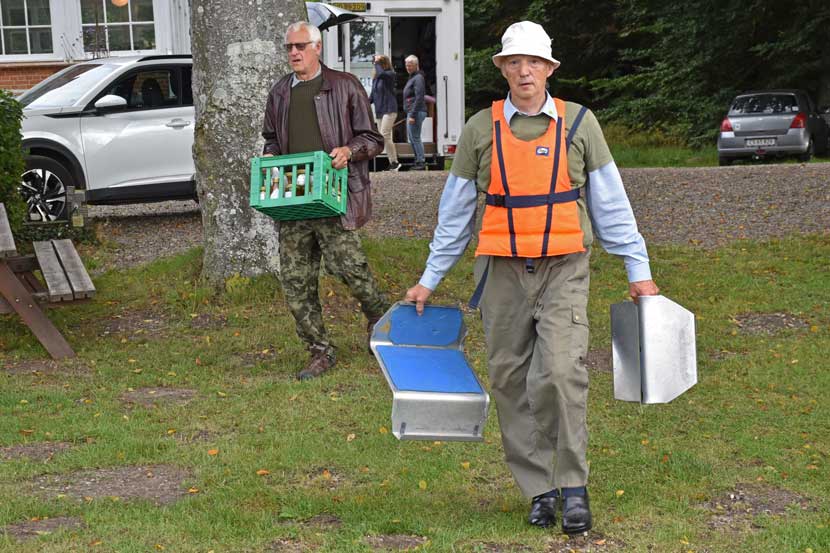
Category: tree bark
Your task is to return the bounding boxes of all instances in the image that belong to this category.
[191,0,306,285]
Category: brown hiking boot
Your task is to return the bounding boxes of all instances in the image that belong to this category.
[297,351,335,380]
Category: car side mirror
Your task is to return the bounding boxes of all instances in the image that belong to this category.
[94,94,127,112]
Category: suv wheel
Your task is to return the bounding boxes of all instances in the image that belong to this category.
[798,138,813,163]
[19,155,71,222]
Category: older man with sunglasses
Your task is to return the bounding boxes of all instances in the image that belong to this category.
[262,21,387,381]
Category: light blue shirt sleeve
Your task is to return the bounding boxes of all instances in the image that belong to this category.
[418,173,478,290]
[586,161,653,282]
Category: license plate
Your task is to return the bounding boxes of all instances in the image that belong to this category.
[746,138,776,147]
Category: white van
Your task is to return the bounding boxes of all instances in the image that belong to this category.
[319,1,465,166]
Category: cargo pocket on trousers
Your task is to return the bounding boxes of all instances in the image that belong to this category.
[569,305,590,360]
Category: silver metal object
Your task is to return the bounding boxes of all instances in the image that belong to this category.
[370,302,490,441]
[611,295,697,404]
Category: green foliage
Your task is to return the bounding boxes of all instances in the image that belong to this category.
[14,222,97,247]
[463,0,830,146]
[0,90,25,232]
[601,124,719,167]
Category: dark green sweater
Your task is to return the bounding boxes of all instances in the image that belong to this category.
[288,74,324,154]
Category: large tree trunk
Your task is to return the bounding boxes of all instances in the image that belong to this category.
[819,31,830,108]
[191,0,306,285]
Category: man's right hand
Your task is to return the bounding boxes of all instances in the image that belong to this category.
[404,284,433,315]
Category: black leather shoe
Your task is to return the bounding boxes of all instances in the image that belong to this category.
[528,496,557,528]
[562,492,592,535]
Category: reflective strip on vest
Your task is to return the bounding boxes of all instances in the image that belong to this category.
[475,98,585,258]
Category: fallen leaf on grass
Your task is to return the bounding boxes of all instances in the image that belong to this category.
[322,469,332,480]
[346,433,356,442]
[616,489,625,497]
[207,449,219,456]
[379,426,388,434]
[188,487,199,494]
[461,462,471,470]
[419,480,427,490]
[256,469,270,476]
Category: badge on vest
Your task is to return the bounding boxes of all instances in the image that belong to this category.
[535,146,550,156]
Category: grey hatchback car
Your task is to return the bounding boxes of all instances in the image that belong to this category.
[717,89,828,165]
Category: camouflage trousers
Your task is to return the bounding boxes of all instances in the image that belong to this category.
[278,217,387,358]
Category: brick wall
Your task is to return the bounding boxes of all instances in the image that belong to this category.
[0,63,72,93]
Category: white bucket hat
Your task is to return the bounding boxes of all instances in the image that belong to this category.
[492,21,561,70]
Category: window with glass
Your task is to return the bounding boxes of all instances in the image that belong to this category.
[81,0,155,53]
[98,68,180,109]
[0,0,53,55]
[348,21,385,94]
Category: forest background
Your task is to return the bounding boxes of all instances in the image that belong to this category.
[463,0,830,146]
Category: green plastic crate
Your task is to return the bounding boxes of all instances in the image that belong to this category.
[249,151,348,221]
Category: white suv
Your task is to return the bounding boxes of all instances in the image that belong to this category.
[18,55,195,221]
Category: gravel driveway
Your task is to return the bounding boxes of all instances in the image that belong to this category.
[89,163,829,271]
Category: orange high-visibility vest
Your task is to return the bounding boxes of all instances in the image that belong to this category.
[475,98,585,258]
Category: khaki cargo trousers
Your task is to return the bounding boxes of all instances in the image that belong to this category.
[279,217,387,358]
[476,250,591,498]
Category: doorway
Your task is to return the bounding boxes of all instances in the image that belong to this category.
[390,16,437,160]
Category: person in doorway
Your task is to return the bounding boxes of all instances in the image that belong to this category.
[404,21,659,534]
[403,55,427,170]
[261,21,388,380]
[369,54,400,171]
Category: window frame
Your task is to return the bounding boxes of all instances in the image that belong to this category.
[0,0,55,57]
[80,0,157,55]
[0,0,174,62]
[85,62,189,113]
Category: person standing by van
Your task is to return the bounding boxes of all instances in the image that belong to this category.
[403,55,427,170]
[369,54,400,171]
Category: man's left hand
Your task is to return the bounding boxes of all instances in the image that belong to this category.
[629,280,659,303]
[330,146,352,169]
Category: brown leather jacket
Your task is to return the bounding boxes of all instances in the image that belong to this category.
[262,64,384,230]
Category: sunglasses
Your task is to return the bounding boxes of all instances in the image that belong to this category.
[284,41,313,52]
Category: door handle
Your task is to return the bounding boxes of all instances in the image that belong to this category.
[166,118,191,128]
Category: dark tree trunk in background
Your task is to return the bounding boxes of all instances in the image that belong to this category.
[191,0,306,285]
[819,42,830,108]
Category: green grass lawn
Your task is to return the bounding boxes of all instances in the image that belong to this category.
[601,125,829,168]
[0,234,828,552]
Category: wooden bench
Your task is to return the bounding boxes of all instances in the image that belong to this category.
[0,202,95,359]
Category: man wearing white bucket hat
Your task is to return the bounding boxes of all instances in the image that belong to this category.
[405,21,659,533]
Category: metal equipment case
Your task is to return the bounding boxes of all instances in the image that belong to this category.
[611,295,697,404]
[370,302,490,441]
